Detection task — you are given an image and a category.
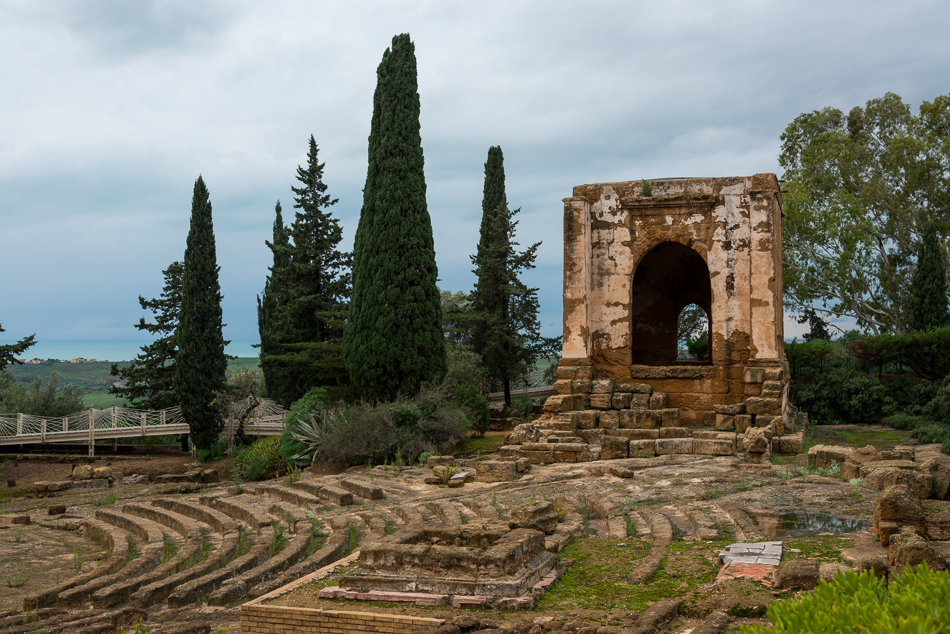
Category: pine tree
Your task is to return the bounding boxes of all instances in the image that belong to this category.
[110,261,183,410]
[257,201,290,399]
[345,33,446,403]
[174,176,228,451]
[0,323,35,371]
[908,220,950,331]
[262,136,351,405]
[470,146,556,405]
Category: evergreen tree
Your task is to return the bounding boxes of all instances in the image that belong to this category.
[257,201,290,399]
[345,33,446,403]
[470,146,556,405]
[262,136,351,405]
[174,176,228,451]
[909,220,950,331]
[0,323,35,371]
[110,261,183,409]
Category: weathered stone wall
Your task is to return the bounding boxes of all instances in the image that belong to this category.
[559,175,786,425]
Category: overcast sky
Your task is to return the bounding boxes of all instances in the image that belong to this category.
[2,0,949,360]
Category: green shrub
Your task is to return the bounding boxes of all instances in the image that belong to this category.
[234,436,283,481]
[881,412,930,430]
[510,392,534,419]
[454,383,489,436]
[303,385,469,466]
[280,387,328,468]
[741,566,950,634]
[911,423,950,445]
[197,436,227,462]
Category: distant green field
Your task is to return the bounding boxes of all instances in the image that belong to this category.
[7,357,260,410]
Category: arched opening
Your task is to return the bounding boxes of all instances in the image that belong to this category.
[629,242,712,365]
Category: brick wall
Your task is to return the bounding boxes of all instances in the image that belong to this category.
[241,604,444,633]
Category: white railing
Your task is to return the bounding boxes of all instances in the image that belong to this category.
[0,399,287,456]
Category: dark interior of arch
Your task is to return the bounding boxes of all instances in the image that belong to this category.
[630,242,712,365]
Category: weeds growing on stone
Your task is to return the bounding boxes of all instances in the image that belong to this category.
[11,528,26,543]
[269,525,289,557]
[849,477,865,487]
[72,546,84,570]
[623,514,638,537]
[283,466,301,487]
[125,532,140,564]
[160,533,179,565]
[344,522,359,556]
[6,572,25,588]
[230,468,244,495]
[235,526,253,559]
[305,513,326,557]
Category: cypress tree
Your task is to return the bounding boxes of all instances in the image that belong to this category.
[111,261,183,410]
[908,220,950,331]
[174,176,227,451]
[0,323,35,372]
[258,201,291,399]
[345,33,446,403]
[470,146,555,405]
[267,136,351,404]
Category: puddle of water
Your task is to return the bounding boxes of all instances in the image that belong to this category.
[747,509,871,539]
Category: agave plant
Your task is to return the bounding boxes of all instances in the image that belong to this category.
[290,410,341,463]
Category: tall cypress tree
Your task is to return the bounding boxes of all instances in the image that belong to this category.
[111,261,183,409]
[258,201,290,399]
[174,176,227,451]
[345,33,446,403]
[264,136,351,404]
[470,146,555,405]
[908,220,950,331]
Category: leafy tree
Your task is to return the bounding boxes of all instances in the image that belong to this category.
[908,220,950,332]
[345,33,446,403]
[677,304,709,360]
[441,289,477,347]
[263,136,351,405]
[0,371,84,416]
[470,146,557,405]
[110,261,183,410]
[257,201,290,399]
[780,92,950,334]
[174,176,228,451]
[0,323,35,371]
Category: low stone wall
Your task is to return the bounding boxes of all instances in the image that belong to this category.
[241,604,444,634]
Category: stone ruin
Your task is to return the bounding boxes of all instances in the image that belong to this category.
[501,175,805,464]
[318,501,570,609]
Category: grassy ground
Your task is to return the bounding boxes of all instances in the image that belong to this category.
[805,424,912,451]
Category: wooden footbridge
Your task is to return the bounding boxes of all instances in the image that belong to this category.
[0,399,288,455]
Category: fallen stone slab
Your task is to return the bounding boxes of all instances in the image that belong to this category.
[0,514,30,526]
[340,478,385,500]
[719,541,782,566]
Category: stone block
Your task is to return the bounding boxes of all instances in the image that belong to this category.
[764,367,785,381]
[590,393,612,410]
[48,504,67,515]
[505,423,541,445]
[660,409,679,427]
[341,478,385,500]
[610,428,659,440]
[474,461,517,483]
[873,485,925,546]
[92,467,112,480]
[0,514,30,525]
[703,411,717,427]
[921,459,950,500]
[598,410,620,429]
[629,439,656,457]
[887,532,947,571]
[617,382,652,394]
[574,410,599,429]
[612,393,633,409]
[745,397,782,416]
[577,428,604,444]
[622,409,659,429]
[553,379,573,395]
[591,379,615,394]
[499,446,525,460]
[650,392,668,410]
[714,403,746,415]
[743,367,766,383]
[601,436,629,460]
[656,438,693,455]
[427,455,458,468]
[516,458,531,473]
[555,366,577,380]
[864,468,933,499]
[693,439,734,456]
[773,559,820,590]
[574,395,591,410]
[734,414,752,432]
[574,366,594,380]
[543,395,573,414]
[773,432,804,454]
[630,393,651,409]
[447,479,464,488]
[524,451,554,465]
[73,465,93,480]
[755,415,778,428]
[761,381,784,397]
[715,414,734,431]
[744,427,771,454]
[807,445,854,470]
[659,427,691,439]
[571,379,592,394]
[510,501,558,535]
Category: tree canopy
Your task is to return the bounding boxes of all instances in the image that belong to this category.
[345,33,446,403]
[780,91,950,334]
[0,323,35,372]
[174,176,228,451]
[259,136,352,405]
[908,220,950,332]
[110,261,183,410]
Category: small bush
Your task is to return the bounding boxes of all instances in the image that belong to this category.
[881,412,930,430]
[234,436,284,481]
[510,393,534,419]
[741,565,950,634]
[912,423,950,445]
[197,436,227,462]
